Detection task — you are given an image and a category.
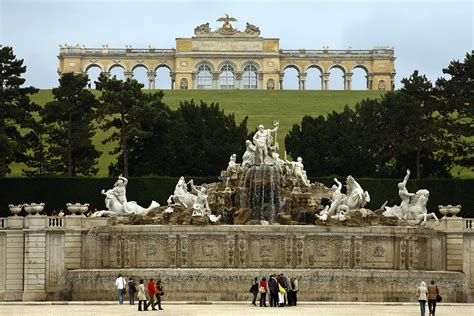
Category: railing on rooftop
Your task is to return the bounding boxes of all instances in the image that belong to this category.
[60,47,176,56]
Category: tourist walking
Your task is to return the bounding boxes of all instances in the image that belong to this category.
[427,280,439,316]
[416,281,428,316]
[128,278,137,305]
[268,275,279,307]
[147,278,157,310]
[259,277,267,307]
[115,273,126,304]
[137,279,148,311]
[154,280,164,310]
[250,277,259,306]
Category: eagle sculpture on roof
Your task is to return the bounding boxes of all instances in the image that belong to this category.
[217,14,237,29]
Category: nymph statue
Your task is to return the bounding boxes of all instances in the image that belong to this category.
[242,140,256,167]
[288,157,310,186]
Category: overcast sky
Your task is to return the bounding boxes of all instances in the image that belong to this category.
[1,0,472,89]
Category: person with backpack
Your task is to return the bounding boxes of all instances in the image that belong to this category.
[249,277,259,306]
[115,273,126,305]
[154,280,164,310]
[128,277,137,305]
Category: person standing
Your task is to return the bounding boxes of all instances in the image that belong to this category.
[259,277,267,307]
[115,273,126,304]
[154,280,164,310]
[128,278,137,305]
[137,279,148,311]
[285,274,293,306]
[268,274,279,307]
[147,278,157,310]
[250,277,259,306]
[416,281,428,316]
[427,280,439,316]
[292,277,299,306]
[277,275,286,307]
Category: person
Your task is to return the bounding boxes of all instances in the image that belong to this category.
[137,279,148,311]
[285,274,293,306]
[128,277,137,305]
[147,278,157,310]
[154,280,164,310]
[250,277,259,306]
[416,281,428,316]
[427,280,439,316]
[268,274,279,307]
[115,273,126,304]
[277,274,286,307]
[259,277,267,307]
[292,277,299,306]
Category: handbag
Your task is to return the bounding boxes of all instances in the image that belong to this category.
[258,286,265,294]
[436,285,442,302]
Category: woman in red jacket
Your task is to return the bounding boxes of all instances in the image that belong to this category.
[147,278,157,310]
[259,277,268,307]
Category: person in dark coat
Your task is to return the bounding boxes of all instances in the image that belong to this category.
[250,277,259,306]
[128,277,137,305]
[268,274,279,307]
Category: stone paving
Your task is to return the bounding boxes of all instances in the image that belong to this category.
[1,302,474,316]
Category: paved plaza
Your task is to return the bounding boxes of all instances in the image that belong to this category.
[1,302,474,316]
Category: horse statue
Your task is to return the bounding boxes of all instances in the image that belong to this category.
[93,176,160,217]
[167,176,197,208]
[339,175,370,212]
[404,189,439,225]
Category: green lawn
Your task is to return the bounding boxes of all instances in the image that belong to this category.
[13,89,471,178]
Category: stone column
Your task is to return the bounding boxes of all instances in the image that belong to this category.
[64,215,84,270]
[3,216,25,300]
[234,72,243,89]
[100,71,110,78]
[23,215,48,300]
[320,73,329,90]
[279,73,284,90]
[124,71,133,80]
[258,72,264,90]
[445,217,464,271]
[212,72,220,89]
[170,72,176,90]
[367,73,374,90]
[147,71,156,90]
[191,72,197,89]
[344,73,353,90]
[298,72,307,90]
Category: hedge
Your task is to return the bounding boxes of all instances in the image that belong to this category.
[1,177,472,218]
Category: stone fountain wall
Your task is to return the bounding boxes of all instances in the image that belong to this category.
[0,215,474,302]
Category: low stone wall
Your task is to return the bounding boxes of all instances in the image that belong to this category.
[60,268,469,302]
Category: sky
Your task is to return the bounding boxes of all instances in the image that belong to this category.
[1,0,473,89]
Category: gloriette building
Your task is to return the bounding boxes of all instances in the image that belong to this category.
[58,15,396,90]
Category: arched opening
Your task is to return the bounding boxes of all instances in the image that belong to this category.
[282,66,299,90]
[306,65,323,90]
[109,64,125,80]
[132,65,148,88]
[352,65,369,90]
[220,64,235,89]
[328,65,345,90]
[155,65,172,90]
[243,64,257,89]
[85,64,102,89]
[197,64,212,89]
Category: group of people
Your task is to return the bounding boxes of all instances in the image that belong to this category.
[115,274,164,311]
[416,280,441,316]
[250,274,299,307]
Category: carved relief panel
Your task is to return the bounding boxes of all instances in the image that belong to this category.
[304,236,342,268]
[248,236,285,268]
[188,237,225,267]
[364,238,394,269]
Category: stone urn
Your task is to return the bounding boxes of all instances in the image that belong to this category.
[23,203,45,216]
[438,205,450,218]
[8,204,23,216]
[66,203,89,216]
[448,204,461,217]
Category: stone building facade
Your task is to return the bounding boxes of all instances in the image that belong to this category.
[58,17,396,90]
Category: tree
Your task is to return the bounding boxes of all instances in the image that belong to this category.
[0,46,40,177]
[40,73,100,176]
[95,75,150,177]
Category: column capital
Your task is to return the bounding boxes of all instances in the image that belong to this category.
[147,71,156,79]
[298,72,307,79]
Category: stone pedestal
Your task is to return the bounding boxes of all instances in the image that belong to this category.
[23,215,47,300]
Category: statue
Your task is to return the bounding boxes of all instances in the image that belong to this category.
[288,157,310,186]
[194,22,210,34]
[252,121,279,165]
[242,140,256,167]
[189,180,211,216]
[245,22,260,34]
[93,175,160,217]
[317,178,345,221]
[217,14,237,30]
[339,175,370,212]
[383,169,415,219]
[227,153,239,173]
[167,176,197,208]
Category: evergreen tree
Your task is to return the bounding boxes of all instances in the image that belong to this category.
[40,73,100,176]
[0,46,40,177]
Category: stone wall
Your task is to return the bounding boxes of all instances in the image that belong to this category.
[0,215,473,301]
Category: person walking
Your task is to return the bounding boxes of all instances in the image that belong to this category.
[268,274,279,307]
[250,277,259,306]
[416,281,428,316]
[128,278,137,305]
[147,278,157,310]
[137,279,148,311]
[154,280,164,310]
[427,280,439,316]
[259,277,267,307]
[115,273,126,304]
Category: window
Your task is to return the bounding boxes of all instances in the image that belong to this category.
[197,64,212,89]
[220,64,234,89]
[243,64,257,89]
